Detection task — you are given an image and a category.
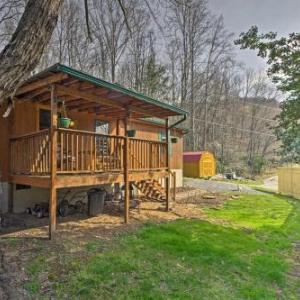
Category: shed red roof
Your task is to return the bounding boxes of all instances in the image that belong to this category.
[183,151,206,162]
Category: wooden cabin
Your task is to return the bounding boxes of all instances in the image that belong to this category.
[0,64,187,238]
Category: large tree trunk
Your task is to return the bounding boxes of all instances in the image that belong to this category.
[0,0,63,116]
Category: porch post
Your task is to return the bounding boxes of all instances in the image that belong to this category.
[123,115,129,223]
[116,119,120,136]
[114,119,121,195]
[49,85,58,239]
[165,118,170,211]
[8,118,14,213]
[8,183,14,213]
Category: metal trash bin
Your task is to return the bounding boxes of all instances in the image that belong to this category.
[87,188,106,216]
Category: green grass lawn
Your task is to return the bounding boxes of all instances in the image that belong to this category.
[25,193,300,299]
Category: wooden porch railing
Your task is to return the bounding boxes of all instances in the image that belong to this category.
[128,138,167,171]
[10,128,168,176]
[10,129,50,175]
[57,128,125,173]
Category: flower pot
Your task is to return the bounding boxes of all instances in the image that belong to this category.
[59,117,71,128]
[171,137,178,143]
[127,130,136,137]
[69,120,75,128]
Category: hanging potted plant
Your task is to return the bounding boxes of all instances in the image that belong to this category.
[127,129,136,137]
[58,101,71,128]
[171,137,178,143]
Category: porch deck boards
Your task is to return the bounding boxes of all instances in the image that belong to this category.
[10,170,169,189]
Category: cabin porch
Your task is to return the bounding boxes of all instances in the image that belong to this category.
[4,63,186,239]
[9,125,174,237]
[10,127,169,187]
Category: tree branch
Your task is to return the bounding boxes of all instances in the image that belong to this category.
[84,0,93,42]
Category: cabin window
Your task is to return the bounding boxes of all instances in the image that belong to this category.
[95,120,110,155]
[159,131,173,155]
[159,131,167,142]
[95,120,109,134]
[39,109,51,130]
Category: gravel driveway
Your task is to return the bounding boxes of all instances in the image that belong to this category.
[184,178,262,194]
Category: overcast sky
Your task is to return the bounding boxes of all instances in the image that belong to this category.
[208,0,300,70]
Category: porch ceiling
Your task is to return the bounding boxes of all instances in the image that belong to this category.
[14,64,187,120]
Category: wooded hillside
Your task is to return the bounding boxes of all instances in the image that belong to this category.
[0,0,280,175]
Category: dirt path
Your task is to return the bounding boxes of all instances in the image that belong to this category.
[0,242,29,299]
[184,178,262,194]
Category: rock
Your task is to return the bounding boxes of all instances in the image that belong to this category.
[202,195,216,199]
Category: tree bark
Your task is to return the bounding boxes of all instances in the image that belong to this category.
[0,0,63,116]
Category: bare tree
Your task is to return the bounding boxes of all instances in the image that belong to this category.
[0,0,62,116]
[202,16,233,149]
[91,0,131,82]
[0,0,280,174]
[120,1,151,90]
[166,0,210,149]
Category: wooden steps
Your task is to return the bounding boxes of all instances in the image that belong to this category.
[133,179,166,202]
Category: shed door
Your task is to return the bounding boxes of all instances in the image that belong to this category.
[202,157,214,177]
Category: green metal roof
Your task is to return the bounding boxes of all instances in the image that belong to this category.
[38,63,188,117]
[142,117,189,133]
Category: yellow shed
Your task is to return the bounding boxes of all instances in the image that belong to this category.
[183,151,216,178]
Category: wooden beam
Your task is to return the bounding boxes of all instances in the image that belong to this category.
[131,118,183,133]
[63,96,83,103]
[35,88,71,103]
[15,88,49,102]
[49,85,58,239]
[124,115,129,223]
[96,109,144,119]
[16,73,68,96]
[9,171,168,190]
[95,107,125,114]
[55,84,122,107]
[9,175,50,188]
[56,173,124,188]
[67,82,108,95]
[74,102,101,111]
[96,112,128,119]
[129,170,169,181]
[94,89,109,96]
[64,81,92,91]
[88,107,117,114]
[64,78,80,86]
[116,119,120,136]
[66,100,93,109]
[107,91,124,99]
[165,118,170,211]
[54,84,167,118]
[8,126,14,213]
[54,170,168,188]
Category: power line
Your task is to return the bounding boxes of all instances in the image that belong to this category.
[205,107,278,123]
[190,118,277,138]
[210,102,281,114]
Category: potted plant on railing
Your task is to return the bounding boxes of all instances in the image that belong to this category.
[58,101,71,128]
